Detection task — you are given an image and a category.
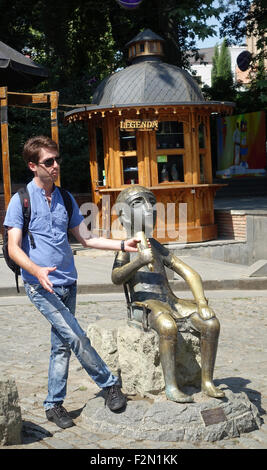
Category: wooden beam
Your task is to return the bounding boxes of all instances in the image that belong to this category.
[7,91,49,106]
[190,112,199,185]
[205,114,213,183]
[50,91,60,186]
[0,87,11,209]
[0,88,6,99]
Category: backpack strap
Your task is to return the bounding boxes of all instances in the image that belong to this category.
[17,186,35,248]
[12,187,32,293]
[57,187,73,228]
[15,270,20,293]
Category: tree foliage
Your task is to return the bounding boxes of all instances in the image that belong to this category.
[0,0,227,191]
[204,1,266,114]
[0,0,266,190]
[220,0,267,65]
[206,39,235,102]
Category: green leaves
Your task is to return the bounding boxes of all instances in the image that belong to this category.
[1,0,266,190]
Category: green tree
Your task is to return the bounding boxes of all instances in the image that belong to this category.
[205,39,235,102]
[211,44,219,87]
[235,58,267,114]
[217,39,233,85]
[219,0,267,114]
[220,0,267,67]
[0,0,227,86]
[3,1,266,191]
[0,0,228,191]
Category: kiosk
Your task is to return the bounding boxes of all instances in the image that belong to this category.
[65,30,234,242]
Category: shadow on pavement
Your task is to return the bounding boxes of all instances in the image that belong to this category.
[21,421,52,444]
[216,377,265,416]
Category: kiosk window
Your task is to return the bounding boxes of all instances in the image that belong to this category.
[123,156,138,184]
[120,130,136,151]
[96,127,105,185]
[139,43,145,53]
[199,154,205,183]
[156,121,184,149]
[198,123,205,149]
[157,155,184,183]
[149,42,158,53]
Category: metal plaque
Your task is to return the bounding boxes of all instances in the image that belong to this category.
[201,408,227,427]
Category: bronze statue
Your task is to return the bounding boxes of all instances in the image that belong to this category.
[112,185,225,403]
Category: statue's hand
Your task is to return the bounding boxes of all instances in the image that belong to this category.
[139,247,154,267]
[198,302,215,320]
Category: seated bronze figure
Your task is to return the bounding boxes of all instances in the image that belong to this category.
[112,185,225,403]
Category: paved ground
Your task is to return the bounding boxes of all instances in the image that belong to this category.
[1,248,267,296]
[0,288,267,451]
[1,202,267,453]
[214,195,267,211]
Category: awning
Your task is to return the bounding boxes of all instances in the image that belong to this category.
[0,41,48,90]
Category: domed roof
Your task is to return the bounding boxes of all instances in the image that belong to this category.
[92,59,205,107]
[64,29,234,124]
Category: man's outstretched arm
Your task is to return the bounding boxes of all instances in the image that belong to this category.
[70,222,140,252]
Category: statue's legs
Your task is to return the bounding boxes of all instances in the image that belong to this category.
[190,313,225,398]
[145,301,193,403]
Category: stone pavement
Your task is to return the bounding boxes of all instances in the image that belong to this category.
[1,242,267,451]
[1,247,267,296]
[0,287,267,450]
[214,195,267,211]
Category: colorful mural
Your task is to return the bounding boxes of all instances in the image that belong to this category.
[216,111,266,178]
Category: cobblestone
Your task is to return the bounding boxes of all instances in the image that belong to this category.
[0,291,266,450]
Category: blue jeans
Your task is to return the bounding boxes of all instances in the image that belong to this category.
[24,282,118,410]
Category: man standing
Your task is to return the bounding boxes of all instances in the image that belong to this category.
[4,135,139,429]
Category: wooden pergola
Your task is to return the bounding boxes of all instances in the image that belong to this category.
[0,87,59,209]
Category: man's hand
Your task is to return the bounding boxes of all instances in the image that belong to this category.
[7,227,57,294]
[124,238,141,252]
[35,266,57,293]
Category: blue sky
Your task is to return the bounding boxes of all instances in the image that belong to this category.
[194,0,245,49]
[195,31,222,49]
[195,0,223,49]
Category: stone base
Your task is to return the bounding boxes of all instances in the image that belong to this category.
[87,319,201,397]
[0,375,22,445]
[81,389,261,442]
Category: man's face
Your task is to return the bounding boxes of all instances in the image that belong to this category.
[29,147,61,184]
[123,191,157,236]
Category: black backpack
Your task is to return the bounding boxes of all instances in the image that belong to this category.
[2,186,73,293]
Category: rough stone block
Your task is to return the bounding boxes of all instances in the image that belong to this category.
[81,389,261,442]
[116,324,165,395]
[87,319,201,397]
[0,375,22,445]
[87,319,119,374]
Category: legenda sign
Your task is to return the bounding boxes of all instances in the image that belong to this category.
[120,119,158,131]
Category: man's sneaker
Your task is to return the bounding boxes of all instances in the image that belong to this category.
[45,403,74,429]
[104,385,126,411]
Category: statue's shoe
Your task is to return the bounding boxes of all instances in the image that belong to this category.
[165,385,194,403]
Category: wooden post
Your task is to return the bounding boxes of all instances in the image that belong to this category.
[190,111,199,185]
[205,114,213,183]
[0,87,11,209]
[50,91,60,186]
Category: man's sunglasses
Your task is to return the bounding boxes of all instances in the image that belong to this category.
[38,156,62,168]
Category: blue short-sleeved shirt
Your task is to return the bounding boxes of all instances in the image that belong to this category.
[4,179,84,286]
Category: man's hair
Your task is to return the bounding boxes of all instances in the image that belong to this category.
[22,135,58,164]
